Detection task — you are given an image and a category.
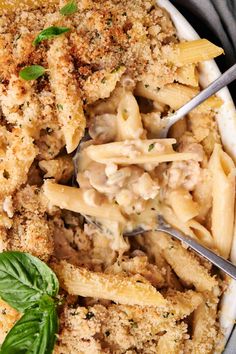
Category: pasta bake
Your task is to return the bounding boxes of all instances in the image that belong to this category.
[0,0,235,353]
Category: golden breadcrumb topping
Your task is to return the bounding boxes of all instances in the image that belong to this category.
[0,0,227,353]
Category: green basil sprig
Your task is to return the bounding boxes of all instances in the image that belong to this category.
[33,26,70,46]
[60,1,78,16]
[1,297,58,354]
[0,252,59,354]
[19,65,46,81]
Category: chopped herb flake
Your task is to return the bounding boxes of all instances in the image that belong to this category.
[163,312,170,318]
[144,84,149,88]
[129,319,138,328]
[105,330,110,336]
[33,26,70,46]
[60,1,78,16]
[85,311,95,320]
[56,104,64,110]
[148,143,155,152]
[15,34,21,41]
[111,65,122,74]
[19,65,46,81]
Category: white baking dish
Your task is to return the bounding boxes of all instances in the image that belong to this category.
[157,0,236,348]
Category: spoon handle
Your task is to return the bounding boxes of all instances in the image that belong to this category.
[165,63,236,130]
[158,223,236,280]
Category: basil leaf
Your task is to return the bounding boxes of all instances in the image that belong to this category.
[0,298,58,354]
[33,26,70,46]
[19,65,46,81]
[0,252,59,312]
[60,1,78,16]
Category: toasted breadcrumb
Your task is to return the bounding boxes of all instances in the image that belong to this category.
[54,303,187,354]
[5,185,54,261]
[0,1,225,353]
[0,299,21,345]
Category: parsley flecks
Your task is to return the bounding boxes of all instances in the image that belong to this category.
[163,312,170,318]
[33,26,70,46]
[129,319,138,328]
[19,65,46,81]
[56,104,64,110]
[85,311,95,320]
[60,1,78,16]
[111,65,122,74]
[148,143,155,152]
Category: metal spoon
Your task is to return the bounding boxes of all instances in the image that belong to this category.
[125,215,236,281]
[159,63,236,138]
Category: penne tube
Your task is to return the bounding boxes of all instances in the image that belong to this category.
[209,144,236,258]
[155,84,199,110]
[168,188,199,222]
[147,231,218,292]
[52,260,167,307]
[160,205,214,249]
[162,39,224,66]
[175,64,199,87]
[185,292,220,353]
[154,83,222,111]
[135,82,162,102]
[47,37,86,154]
[43,180,126,223]
[117,91,144,140]
[84,139,201,165]
[166,290,203,319]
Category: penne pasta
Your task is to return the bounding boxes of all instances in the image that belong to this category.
[185,292,220,353]
[166,289,203,319]
[162,39,224,66]
[154,84,198,110]
[153,83,222,111]
[47,37,86,154]
[135,81,163,101]
[43,180,126,223]
[160,205,214,249]
[175,64,199,87]
[209,144,236,258]
[52,260,167,307]
[84,139,201,165]
[147,231,218,292]
[168,188,199,222]
[117,91,144,140]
